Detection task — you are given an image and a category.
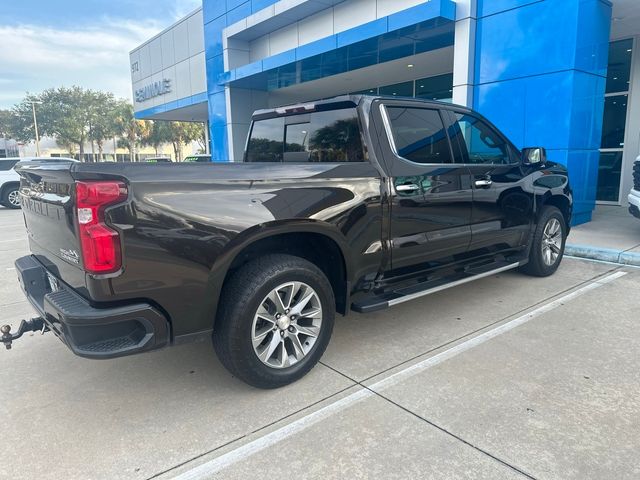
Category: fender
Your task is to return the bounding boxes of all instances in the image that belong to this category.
[200,219,354,332]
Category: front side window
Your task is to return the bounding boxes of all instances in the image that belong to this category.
[451,113,513,165]
[246,108,364,163]
[385,106,451,164]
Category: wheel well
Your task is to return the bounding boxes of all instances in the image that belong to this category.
[224,232,348,314]
[1,181,19,198]
[542,195,571,228]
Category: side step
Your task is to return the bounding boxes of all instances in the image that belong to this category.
[352,261,520,314]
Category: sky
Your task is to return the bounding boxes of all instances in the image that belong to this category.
[0,0,201,109]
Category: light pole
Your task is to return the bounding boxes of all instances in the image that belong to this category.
[28,100,43,157]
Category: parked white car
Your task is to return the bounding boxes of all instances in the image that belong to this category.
[630,155,640,220]
[1,157,79,209]
[0,158,21,209]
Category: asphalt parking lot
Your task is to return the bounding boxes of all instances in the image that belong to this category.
[1,206,639,480]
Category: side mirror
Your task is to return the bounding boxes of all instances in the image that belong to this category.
[522,147,547,166]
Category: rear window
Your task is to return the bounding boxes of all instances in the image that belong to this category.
[246,108,365,163]
[0,160,18,171]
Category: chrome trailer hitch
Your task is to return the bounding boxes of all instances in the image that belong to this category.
[1,318,48,350]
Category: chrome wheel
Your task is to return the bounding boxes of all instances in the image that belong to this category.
[251,281,323,369]
[541,218,562,266]
[7,189,20,207]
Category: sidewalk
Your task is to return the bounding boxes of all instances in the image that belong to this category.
[566,205,640,266]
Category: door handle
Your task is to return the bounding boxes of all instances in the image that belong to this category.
[474,179,493,188]
[396,184,420,193]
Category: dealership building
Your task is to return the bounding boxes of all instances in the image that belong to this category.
[130,0,639,224]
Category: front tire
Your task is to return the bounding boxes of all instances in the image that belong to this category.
[213,254,335,389]
[520,206,566,277]
[2,186,21,209]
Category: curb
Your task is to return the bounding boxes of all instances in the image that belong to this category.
[565,244,640,267]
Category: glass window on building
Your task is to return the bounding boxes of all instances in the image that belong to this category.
[598,38,633,202]
[351,87,378,95]
[415,73,454,102]
[379,81,414,97]
[350,73,454,102]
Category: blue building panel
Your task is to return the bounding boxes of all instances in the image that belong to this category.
[134,92,208,119]
[251,0,278,13]
[336,18,388,48]
[295,36,337,60]
[473,0,612,225]
[261,49,297,71]
[227,2,252,25]
[477,0,541,18]
[204,15,226,59]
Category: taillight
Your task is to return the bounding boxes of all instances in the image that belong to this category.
[75,181,127,274]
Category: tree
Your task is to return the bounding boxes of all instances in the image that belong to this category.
[0,109,14,144]
[40,87,93,158]
[167,122,204,161]
[87,92,118,161]
[8,95,41,144]
[113,101,150,161]
[10,87,124,161]
[144,121,174,156]
[310,118,361,162]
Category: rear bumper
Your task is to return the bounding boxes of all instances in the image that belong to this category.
[628,190,640,219]
[15,255,170,359]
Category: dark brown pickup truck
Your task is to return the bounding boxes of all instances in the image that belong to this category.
[2,95,572,388]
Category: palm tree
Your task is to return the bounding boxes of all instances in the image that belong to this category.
[114,101,149,161]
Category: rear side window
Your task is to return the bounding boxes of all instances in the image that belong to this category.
[0,160,18,171]
[246,108,364,163]
[246,117,285,162]
[450,113,514,165]
[385,107,451,164]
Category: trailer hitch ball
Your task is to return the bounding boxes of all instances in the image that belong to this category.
[1,324,13,350]
[1,318,47,350]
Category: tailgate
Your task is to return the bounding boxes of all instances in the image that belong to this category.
[15,160,86,290]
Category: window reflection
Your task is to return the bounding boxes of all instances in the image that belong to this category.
[386,107,451,164]
[601,95,628,149]
[247,109,365,163]
[597,152,623,202]
[606,39,633,94]
[598,39,633,202]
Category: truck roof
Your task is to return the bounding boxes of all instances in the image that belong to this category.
[251,94,469,121]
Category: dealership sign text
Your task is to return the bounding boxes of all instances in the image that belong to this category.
[135,79,172,102]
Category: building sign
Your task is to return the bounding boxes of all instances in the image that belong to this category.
[135,79,172,103]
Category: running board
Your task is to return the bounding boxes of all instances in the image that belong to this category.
[352,261,521,313]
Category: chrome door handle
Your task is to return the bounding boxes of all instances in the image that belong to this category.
[396,184,420,193]
[474,179,493,187]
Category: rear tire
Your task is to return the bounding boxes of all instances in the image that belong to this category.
[213,254,335,389]
[520,206,566,277]
[2,186,21,209]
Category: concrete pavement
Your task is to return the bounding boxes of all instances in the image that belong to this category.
[1,207,639,480]
[567,205,640,265]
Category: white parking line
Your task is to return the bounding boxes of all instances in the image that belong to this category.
[171,270,628,480]
[0,238,25,243]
